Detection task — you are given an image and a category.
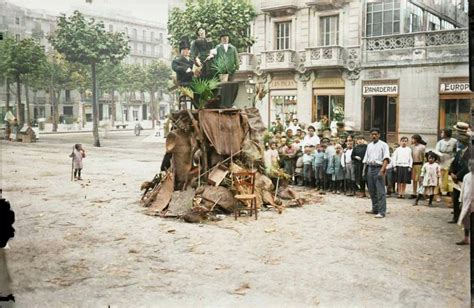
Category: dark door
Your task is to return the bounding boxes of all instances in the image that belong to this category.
[373,96,387,141]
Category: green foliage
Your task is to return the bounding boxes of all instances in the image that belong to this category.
[49,11,130,65]
[190,77,219,108]
[211,55,233,75]
[97,61,124,92]
[0,37,46,82]
[168,0,257,52]
[144,60,172,94]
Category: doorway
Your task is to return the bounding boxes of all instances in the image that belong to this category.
[363,95,397,142]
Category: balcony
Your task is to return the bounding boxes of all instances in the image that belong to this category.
[362,28,468,67]
[258,50,298,71]
[238,53,256,72]
[306,0,344,10]
[301,46,345,69]
[261,0,297,16]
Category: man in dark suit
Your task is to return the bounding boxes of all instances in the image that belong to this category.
[172,39,194,87]
[215,32,239,75]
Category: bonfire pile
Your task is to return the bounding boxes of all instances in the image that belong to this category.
[139,108,305,223]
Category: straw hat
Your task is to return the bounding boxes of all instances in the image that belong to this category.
[453,122,469,133]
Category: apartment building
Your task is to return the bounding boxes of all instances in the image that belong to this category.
[232,0,470,144]
[0,1,171,125]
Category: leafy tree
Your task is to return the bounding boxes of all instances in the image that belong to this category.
[144,61,172,127]
[0,38,15,116]
[168,0,257,51]
[49,11,130,147]
[0,37,46,125]
[97,62,124,126]
[118,64,145,123]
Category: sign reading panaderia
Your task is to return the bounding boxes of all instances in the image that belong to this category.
[362,84,398,95]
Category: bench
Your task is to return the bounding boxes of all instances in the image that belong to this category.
[115,124,128,129]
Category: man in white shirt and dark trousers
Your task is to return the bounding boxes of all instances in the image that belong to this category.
[363,128,391,218]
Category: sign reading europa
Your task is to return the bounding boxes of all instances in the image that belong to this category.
[362,84,398,95]
[439,82,471,93]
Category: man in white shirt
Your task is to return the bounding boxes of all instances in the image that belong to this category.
[362,128,390,218]
[302,125,320,147]
[287,118,301,135]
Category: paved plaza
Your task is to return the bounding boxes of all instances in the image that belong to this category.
[0,132,470,307]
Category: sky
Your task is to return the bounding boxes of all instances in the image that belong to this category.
[8,0,169,25]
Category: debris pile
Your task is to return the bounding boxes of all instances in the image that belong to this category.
[140,108,307,223]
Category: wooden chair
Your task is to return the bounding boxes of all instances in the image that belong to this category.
[233,172,258,220]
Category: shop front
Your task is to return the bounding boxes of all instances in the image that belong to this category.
[362,80,399,143]
[312,77,345,123]
[268,77,297,124]
[438,77,473,131]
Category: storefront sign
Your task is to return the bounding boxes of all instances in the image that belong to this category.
[440,82,471,93]
[362,84,398,95]
[270,79,296,89]
[313,78,345,88]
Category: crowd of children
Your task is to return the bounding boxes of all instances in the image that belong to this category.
[264,117,461,207]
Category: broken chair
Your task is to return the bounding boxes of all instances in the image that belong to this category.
[232,171,258,220]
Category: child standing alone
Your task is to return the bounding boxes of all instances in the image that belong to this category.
[414,153,440,206]
[70,144,86,180]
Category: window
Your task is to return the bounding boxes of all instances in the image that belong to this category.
[15,17,20,25]
[133,28,137,38]
[159,33,163,42]
[124,27,128,35]
[63,106,73,116]
[442,99,473,129]
[441,20,455,30]
[133,42,137,52]
[151,31,154,41]
[320,15,339,46]
[366,0,400,37]
[143,44,146,54]
[271,95,297,122]
[65,90,71,102]
[109,24,113,32]
[427,13,440,31]
[276,21,291,50]
[406,2,423,32]
[15,34,20,41]
[142,30,146,40]
[316,95,344,122]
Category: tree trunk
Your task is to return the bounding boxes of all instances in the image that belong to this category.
[91,62,101,147]
[16,76,23,125]
[24,84,30,125]
[50,86,57,132]
[150,91,155,128]
[111,88,116,126]
[6,78,10,111]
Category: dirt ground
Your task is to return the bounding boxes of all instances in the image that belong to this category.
[0,132,470,307]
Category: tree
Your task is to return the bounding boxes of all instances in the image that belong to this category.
[144,61,172,128]
[97,62,124,126]
[49,11,130,147]
[0,38,14,115]
[0,37,46,125]
[168,0,257,51]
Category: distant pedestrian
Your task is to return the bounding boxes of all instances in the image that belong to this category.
[313,143,326,191]
[363,128,390,218]
[69,144,85,181]
[414,153,440,206]
[341,140,355,196]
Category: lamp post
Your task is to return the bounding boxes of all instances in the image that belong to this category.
[245,76,256,108]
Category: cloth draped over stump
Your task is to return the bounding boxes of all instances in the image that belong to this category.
[199,109,249,156]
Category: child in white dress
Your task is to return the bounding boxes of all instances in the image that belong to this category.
[414,153,440,206]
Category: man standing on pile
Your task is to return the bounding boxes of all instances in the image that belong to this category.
[363,128,390,218]
[172,39,194,87]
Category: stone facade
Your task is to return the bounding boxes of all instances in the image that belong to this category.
[231,0,471,145]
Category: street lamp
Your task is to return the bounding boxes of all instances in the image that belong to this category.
[245,76,256,108]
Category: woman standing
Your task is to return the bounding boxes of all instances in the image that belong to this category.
[435,129,457,199]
